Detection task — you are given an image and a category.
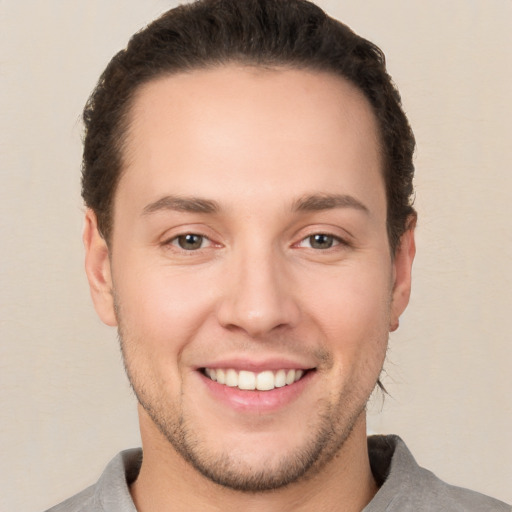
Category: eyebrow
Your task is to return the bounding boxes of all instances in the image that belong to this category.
[292,193,370,214]
[142,195,220,215]
[142,192,369,216]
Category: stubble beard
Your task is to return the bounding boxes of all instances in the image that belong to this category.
[118,332,379,494]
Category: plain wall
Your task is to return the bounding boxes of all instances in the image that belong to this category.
[1,1,511,510]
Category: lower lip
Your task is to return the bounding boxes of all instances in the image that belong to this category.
[199,370,315,413]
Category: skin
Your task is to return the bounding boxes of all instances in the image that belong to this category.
[84,65,415,512]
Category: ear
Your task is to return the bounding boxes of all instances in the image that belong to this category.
[83,209,117,327]
[389,217,416,332]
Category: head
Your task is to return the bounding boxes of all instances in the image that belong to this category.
[82,0,416,496]
[82,0,415,253]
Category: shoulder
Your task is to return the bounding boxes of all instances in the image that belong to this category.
[366,435,511,512]
[44,449,142,512]
[44,485,96,512]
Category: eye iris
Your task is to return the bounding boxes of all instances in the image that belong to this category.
[178,234,203,250]
[310,234,333,249]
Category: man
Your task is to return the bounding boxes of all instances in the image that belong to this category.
[47,0,510,510]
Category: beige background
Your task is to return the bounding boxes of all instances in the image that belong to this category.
[1,1,511,510]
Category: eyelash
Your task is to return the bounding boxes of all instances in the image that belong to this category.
[295,233,345,250]
[165,233,213,251]
[163,232,347,252]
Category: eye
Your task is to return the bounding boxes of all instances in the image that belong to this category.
[299,233,341,250]
[170,233,209,251]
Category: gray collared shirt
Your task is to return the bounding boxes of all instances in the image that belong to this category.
[46,435,511,511]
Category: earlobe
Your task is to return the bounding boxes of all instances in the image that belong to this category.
[83,209,118,327]
[389,217,416,332]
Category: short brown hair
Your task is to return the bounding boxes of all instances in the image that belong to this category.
[82,0,416,251]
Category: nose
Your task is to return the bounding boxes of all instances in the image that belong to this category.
[216,247,301,338]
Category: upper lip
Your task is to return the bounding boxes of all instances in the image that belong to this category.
[196,357,316,373]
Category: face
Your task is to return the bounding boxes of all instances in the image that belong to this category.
[85,65,414,491]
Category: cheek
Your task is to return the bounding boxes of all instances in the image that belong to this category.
[112,258,216,352]
[302,263,391,365]
[306,262,391,325]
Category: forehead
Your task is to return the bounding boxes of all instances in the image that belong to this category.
[117,65,384,219]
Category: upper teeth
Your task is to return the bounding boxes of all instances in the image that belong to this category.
[204,368,305,391]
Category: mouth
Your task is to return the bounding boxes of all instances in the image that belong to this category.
[201,367,310,391]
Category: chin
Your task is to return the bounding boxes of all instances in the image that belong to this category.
[140,392,366,492]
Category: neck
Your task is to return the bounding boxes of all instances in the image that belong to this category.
[130,408,378,512]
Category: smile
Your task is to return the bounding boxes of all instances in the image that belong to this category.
[202,368,306,391]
